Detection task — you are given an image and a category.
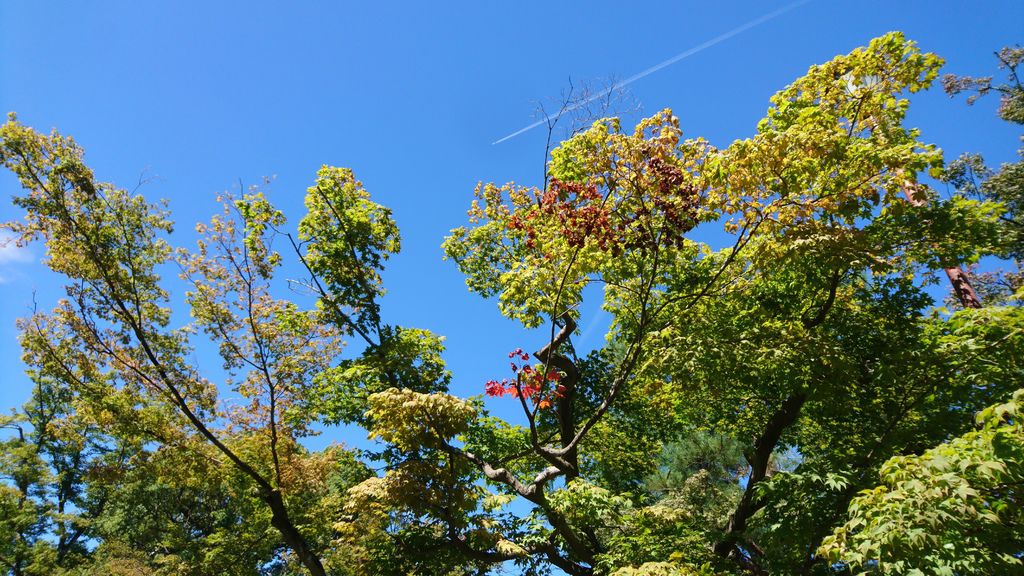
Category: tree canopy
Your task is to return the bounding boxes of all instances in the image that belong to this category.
[1,33,1022,576]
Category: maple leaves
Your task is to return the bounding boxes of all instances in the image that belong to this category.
[507,179,615,253]
[505,170,700,258]
[484,347,565,409]
[444,109,715,329]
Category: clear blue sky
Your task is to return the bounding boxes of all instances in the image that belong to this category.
[1,1,1021,447]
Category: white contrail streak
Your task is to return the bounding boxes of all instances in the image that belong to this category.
[492,0,813,145]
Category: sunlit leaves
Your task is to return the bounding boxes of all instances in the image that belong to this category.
[365,389,476,451]
[311,326,450,426]
[298,166,400,335]
[444,109,713,329]
[821,389,1024,575]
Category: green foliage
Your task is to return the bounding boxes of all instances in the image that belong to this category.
[609,563,722,576]
[821,389,1024,575]
[312,325,451,426]
[944,45,1024,271]
[0,114,455,576]
[645,432,747,495]
[298,166,400,335]
[365,389,476,451]
[371,33,1023,576]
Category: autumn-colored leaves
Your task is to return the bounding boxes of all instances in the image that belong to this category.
[484,347,565,409]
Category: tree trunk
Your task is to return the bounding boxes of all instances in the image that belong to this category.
[265,489,327,576]
[941,265,982,309]
[534,314,581,479]
[715,393,807,558]
[900,183,982,309]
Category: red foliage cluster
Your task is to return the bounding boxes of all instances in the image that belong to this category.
[485,348,565,409]
[507,179,617,253]
[617,157,701,251]
[543,180,616,251]
[507,170,700,256]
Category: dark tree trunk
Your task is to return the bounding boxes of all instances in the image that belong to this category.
[534,314,581,479]
[715,393,808,558]
[265,489,327,576]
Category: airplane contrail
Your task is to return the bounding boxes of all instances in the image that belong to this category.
[493,0,813,145]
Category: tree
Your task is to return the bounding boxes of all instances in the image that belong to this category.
[812,45,1024,576]
[943,45,1024,304]
[1,32,1020,576]
[0,371,117,576]
[0,122,449,575]
[359,32,1013,575]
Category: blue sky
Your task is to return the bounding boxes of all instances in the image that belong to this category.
[1,1,1022,447]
